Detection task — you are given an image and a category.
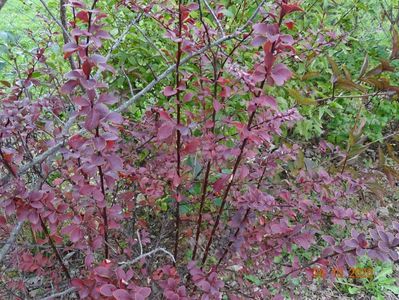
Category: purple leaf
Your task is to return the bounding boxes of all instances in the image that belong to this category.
[106,112,123,124]
[99,284,116,297]
[70,226,82,243]
[163,86,177,97]
[107,154,123,171]
[94,266,111,279]
[196,280,210,292]
[99,93,118,104]
[73,96,90,107]
[84,109,100,131]
[213,99,223,112]
[256,95,277,108]
[158,122,175,140]
[344,253,357,267]
[63,42,79,58]
[271,63,292,86]
[113,289,131,300]
[136,287,151,298]
[60,80,79,94]
[322,235,335,246]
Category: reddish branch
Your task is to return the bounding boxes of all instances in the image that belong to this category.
[39,216,71,280]
[192,0,219,261]
[201,110,257,265]
[216,164,268,267]
[201,7,284,265]
[173,0,183,262]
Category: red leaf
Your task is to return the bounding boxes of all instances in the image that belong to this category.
[68,134,86,149]
[220,86,231,98]
[82,59,92,77]
[213,99,223,112]
[106,112,124,124]
[281,3,303,16]
[70,226,82,243]
[99,284,116,297]
[63,42,79,59]
[182,139,200,155]
[84,109,100,131]
[256,95,277,108]
[113,289,131,300]
[270,63,292,86]
[285,20,295,30]
[76,11,89,23]
[60,80,79,94]
[136,287,151,299]
[158,122,175,140]
[163,86,177,97]
[71,278,84,289]
[99,93,118,104]
[213,175,229,194]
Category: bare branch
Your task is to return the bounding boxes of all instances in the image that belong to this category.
[132,22,169,62]
[316,91,395,103]
[105,13,143,61]
[36,247,175,299]
[39,0,73,43]
[93,13,143,80]
[119,247,175,266]
[0,220,23,264]
[121,67,135,97]
[60,0,77,69]
[39,287,77,300]
[202,0,225,37]
[0,114,77,186]
[137,230,143,255]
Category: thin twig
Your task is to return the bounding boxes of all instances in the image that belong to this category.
[105,13,143,60]
[119,248,175,266]
[316,91,395,103]
[132,23,169,62]
[39,287,77,300]
[173,0,183,263]
[121,66,135,97]
[0,220,23,264]
[203,0,225,37]
[38,0,72,43]
[136,230,143,255]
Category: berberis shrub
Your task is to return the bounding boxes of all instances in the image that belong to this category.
[0,0,398,299]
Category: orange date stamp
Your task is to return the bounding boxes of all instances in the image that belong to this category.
[311,267,374,279]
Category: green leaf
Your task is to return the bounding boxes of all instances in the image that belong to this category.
[244,275,262,286]
[288,88,317,105]
[386,285,399,294]
[374,266,393,280]
[348,286,360,294]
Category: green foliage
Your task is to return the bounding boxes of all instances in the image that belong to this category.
[286,0,399,146]
[336,257,399,299]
